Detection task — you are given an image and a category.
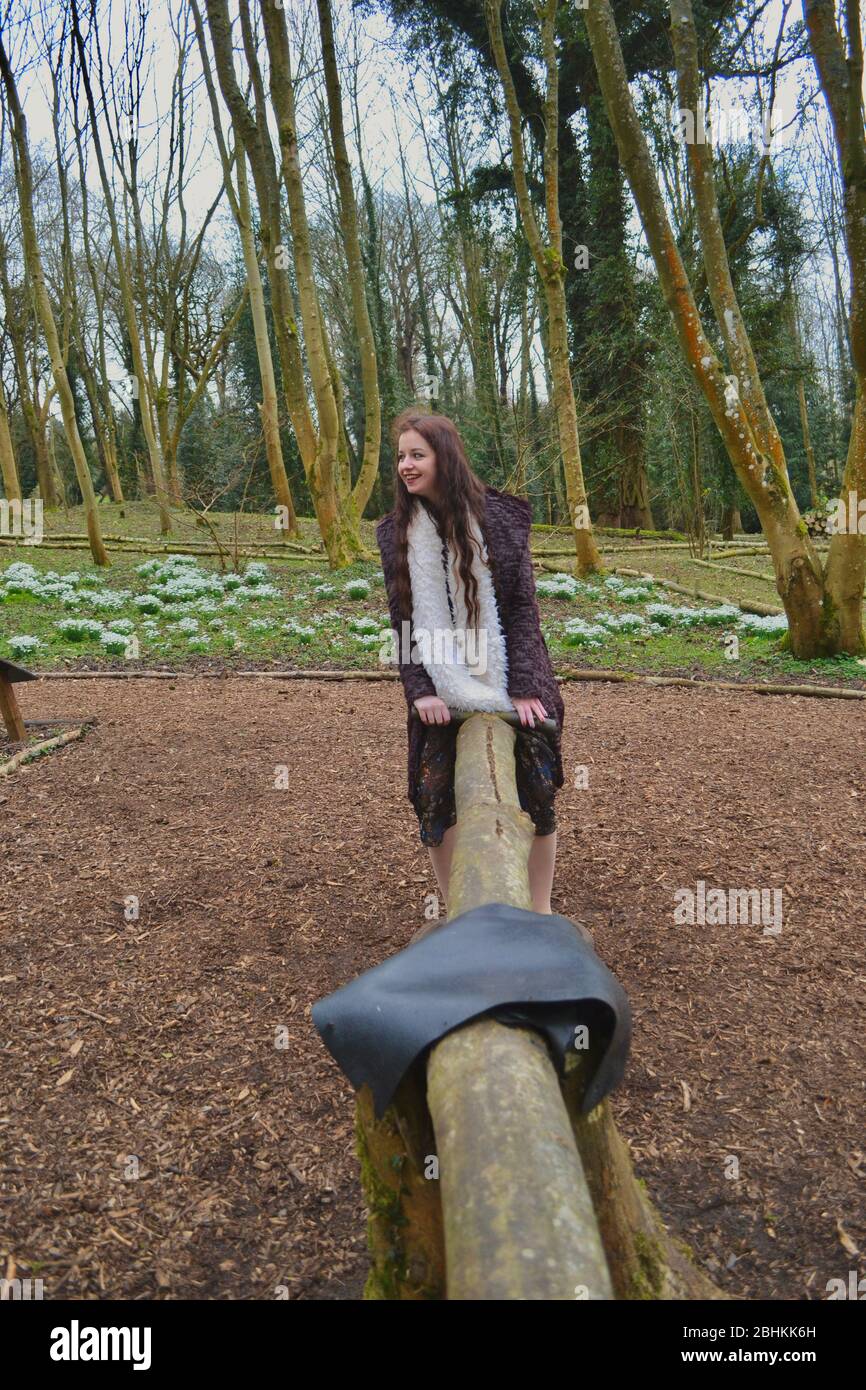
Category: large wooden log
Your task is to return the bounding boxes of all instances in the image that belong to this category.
[422,714,613,1299]
[355,711,726,1299]
[427,1019,612,1299]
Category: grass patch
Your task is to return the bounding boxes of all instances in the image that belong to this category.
[2,509,862,688]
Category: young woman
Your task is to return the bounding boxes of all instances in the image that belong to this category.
[375,408,565,917]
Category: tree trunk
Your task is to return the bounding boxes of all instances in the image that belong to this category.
[483,0,601,572]
[0,36,108,565]
[69,0,171,536]
[803,0,866,654]
[235,150,297,534]
[46,418,69,511]
[0,242,57,507]
[260,0,364,565]
[0,377,22,503]
[315,0,381,520]
[583,0,864,655]
[78,353,124,503]
[205,0,365,564]
[617,417,655,529]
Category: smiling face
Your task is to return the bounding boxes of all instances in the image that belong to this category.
[397,429,440,504]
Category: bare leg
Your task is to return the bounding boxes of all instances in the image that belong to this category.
[528,829,557,914]
[427,821,458,917]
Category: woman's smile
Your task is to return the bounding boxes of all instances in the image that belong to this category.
[397,428,440,500]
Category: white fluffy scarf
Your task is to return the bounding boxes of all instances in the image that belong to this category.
[405,500,512,712]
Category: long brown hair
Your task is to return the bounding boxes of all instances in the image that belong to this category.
[387,408,490,632]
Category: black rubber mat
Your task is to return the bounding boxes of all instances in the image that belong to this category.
[312,902,631,1119]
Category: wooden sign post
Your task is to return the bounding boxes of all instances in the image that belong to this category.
[0,657,37,743]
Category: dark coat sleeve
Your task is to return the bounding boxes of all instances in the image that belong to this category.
[502,504,544,701]
[376,518,437,709]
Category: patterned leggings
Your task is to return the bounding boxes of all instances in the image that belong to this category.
[412,721,558,847]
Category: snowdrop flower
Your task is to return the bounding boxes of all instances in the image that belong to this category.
[100,631,132,654]
[7,634,42,656]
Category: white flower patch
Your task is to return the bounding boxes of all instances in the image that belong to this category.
[241,561,270,586]
[187,635,211,651]
[106,618,135,635]
[86,589,132,611]
[738,612,788,635]
[538,571,603,600]
[169,616,200,634]
[55,617,104,642]
[562,617,607,648]
[312,584,337,598]
[616,585,654,603]
[0,562,45,598]
[344,578,371,599]
[142,556,223,605]
[238,582,280,602]
[7,633,42,656]
[537,571,578,598]
[348,617,381,634]
[645,600,740,628]
[592,610,647,633]
[674,604,739,627]
[100,630,132,654]
[156,573,217,603]
[2,562,41,584]
[283,620,316,643]
[645,602,680,627]
[133,594,162,614]
[247,618,274,632]
[33,571,79,599]
[135,559,164,578]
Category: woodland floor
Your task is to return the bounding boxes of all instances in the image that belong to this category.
[0,673,864,1301]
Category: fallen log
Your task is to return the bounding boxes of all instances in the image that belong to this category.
[0,721,93,775]
[607,566,784,616]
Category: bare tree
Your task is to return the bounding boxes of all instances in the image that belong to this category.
[483,0,601,573]
[803,0,866,652]
[205,0,366,564]
[315,0,381,520]
[190,0,297,537]
[583,0,864,655]
[69,0,172,534]
[0,29,108,563]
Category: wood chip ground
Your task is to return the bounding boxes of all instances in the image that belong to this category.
[1,675,863,1299]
